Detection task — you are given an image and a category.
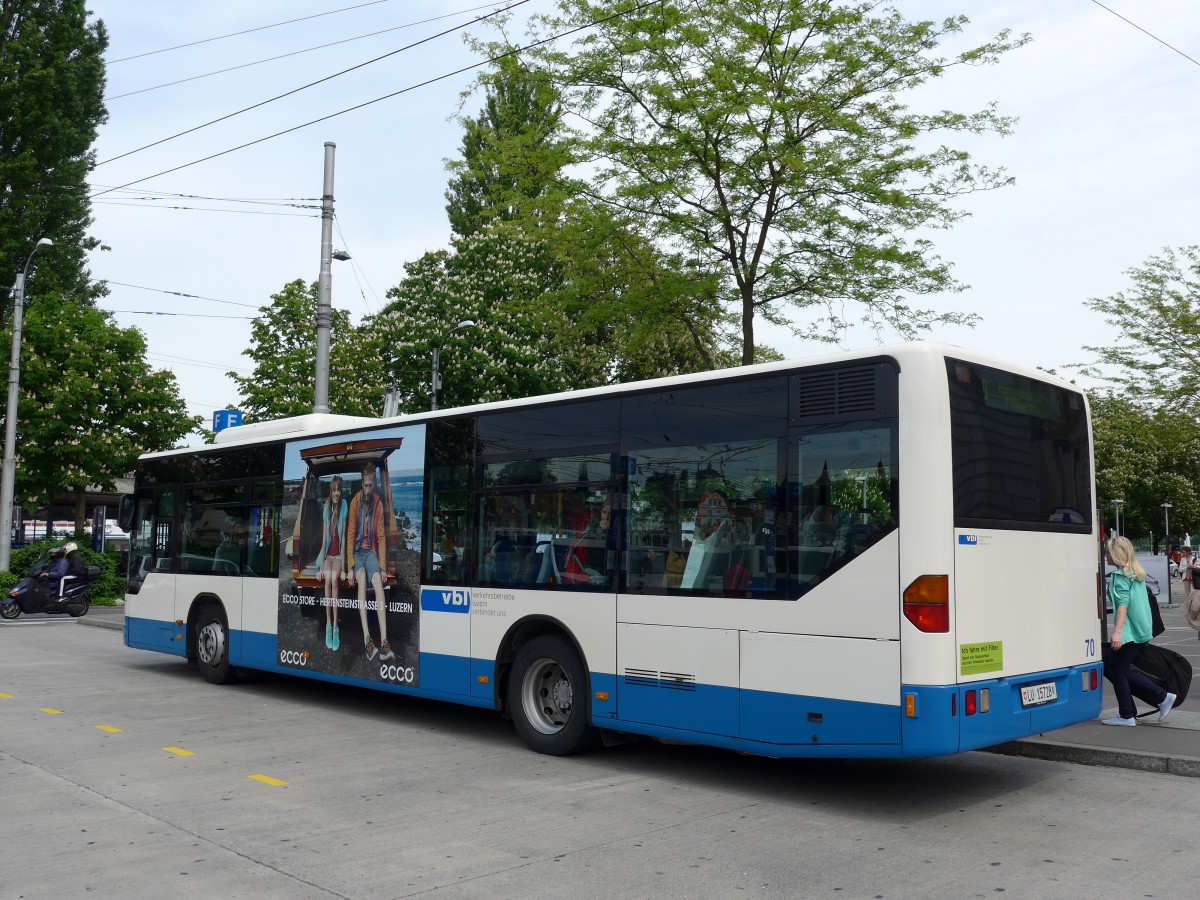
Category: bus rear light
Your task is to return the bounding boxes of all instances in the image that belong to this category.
[1091,669,1099,691]
[964,690,977,716]
[1083,669,1098,692]
[903,575,949,633]
[979,688,990,713]
[905,694,917,717]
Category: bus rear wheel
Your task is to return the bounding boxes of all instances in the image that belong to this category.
[195,603,237,685]
[507,635,598,756]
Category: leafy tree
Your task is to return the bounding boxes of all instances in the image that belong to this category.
[444,61,739,385]
[1090,390,1200,542]
[445,58,570,238]
[487,1,1027,363]
[1082,245,1200,408]
[13,290,197,526]
[229,279,381,421]
[1,0,108,306]
[373,227,602,412]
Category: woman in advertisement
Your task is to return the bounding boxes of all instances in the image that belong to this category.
[316,475,348,650]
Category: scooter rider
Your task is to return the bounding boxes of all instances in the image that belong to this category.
[63,541,85,584]
[39,547,69,601]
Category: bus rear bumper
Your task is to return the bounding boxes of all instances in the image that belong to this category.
[902,663,1104,756]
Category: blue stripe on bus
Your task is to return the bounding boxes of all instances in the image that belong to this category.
[125,615,186,657]
[129,619,1103,758]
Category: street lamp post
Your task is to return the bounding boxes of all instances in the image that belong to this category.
[0,238,53,571]
[430,320,476,411]
[1113,498,1124,537]
[1162,502,1172,549]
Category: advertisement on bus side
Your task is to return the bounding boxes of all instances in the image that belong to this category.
[276,423,425,686]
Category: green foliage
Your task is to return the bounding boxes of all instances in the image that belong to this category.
[10,292,197,504]
[1090,390,1200,541]
[0,0,109,307]
[483,1,1028,362]
[0,570,16,597]
[437,63,739,393]
[373,227,598,412]
[1081,245,1200,407]
[229,279,383,421]
[445,58,570,238]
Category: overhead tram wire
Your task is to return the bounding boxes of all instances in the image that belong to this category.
[91,185,321,208]
[106,0,401,64]
[106,2,514,101]
[333,216,381,314]
[148,351,253,375]
[93,201,319,217]
[102,283,262,312]
[1088,0,1200,68]
[105,308,258,320]
[90,0,665,200]
[94,0,531,169]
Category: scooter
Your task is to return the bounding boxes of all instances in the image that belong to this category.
[1,553,101,620]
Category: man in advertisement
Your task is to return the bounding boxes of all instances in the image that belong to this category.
[346,462,394,663]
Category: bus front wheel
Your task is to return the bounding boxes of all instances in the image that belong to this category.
[195,603,237,685]
[507,635,598,756]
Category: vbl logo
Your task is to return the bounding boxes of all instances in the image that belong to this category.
[420,587,470,613]
[958,534,979,545]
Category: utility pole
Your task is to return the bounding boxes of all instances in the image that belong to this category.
[1,238,52,571]
[314,142,335,415]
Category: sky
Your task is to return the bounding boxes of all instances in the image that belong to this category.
[82,0,1200,432]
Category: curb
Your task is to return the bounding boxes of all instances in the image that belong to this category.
[78,616,122,633]
[987,739,1200,778]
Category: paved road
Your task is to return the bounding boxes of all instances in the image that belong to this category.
[4,615,1200,899]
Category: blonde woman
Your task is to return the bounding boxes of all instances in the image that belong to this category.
[316,476,348,650]
[1103,536,1175,726]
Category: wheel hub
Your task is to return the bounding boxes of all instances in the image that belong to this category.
[198,621,226,667]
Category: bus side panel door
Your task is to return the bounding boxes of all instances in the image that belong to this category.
[740,632,901,746]
[616,623,739,737]
[419,586,471,695]
[125,571,181,655]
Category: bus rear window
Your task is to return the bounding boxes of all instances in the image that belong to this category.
[946,359,1092,531]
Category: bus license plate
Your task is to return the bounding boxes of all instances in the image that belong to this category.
[1020,682,1057,707]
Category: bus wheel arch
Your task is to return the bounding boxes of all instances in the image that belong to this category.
[189,594,237,685]
[499,618,599,755]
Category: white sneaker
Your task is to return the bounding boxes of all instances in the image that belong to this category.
[1158,692,1177,724]
[1101,715,1137,726]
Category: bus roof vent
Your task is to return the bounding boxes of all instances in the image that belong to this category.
[796,367,877,418]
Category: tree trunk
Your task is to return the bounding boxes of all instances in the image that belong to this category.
[75,491,87,534]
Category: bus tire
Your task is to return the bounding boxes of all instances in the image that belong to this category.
[507,635,598,756]
[195,603,237,685]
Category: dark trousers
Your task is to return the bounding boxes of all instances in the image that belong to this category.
[1105,641,1167,719]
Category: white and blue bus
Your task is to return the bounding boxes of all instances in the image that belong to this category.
[120,342,1103,758]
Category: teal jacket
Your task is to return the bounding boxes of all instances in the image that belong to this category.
[1109,570,1154,644]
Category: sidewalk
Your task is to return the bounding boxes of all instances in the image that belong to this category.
[993,575,1200,776]
[78,592,1200,776]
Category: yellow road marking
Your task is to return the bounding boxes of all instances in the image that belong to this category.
[162,746,194,756]
[40,708,63,715]
[0,692,13,699]
[96,725,122,733]
[248,774,288,787]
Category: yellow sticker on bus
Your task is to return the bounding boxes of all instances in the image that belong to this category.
[960,641,1003,675]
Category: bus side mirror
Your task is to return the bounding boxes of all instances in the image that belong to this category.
[117,495,134,531]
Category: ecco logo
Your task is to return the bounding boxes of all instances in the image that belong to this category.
[279,649,309,666]
[380,664,415,684]
[420,587,470,613]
